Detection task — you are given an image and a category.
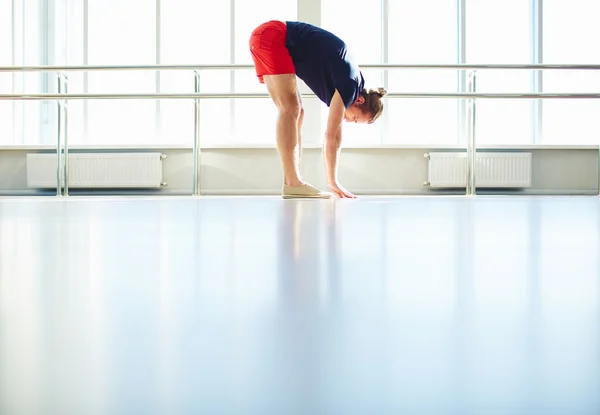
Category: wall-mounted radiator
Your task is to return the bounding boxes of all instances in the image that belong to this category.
[425,152,532,188]
[26,152,166,188]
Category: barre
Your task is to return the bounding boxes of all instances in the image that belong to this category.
[1,63,600,72]
[1,93,600,100]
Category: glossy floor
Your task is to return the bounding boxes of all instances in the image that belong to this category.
[1,196,599,415]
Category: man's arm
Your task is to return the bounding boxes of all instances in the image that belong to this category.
[323,90,357,198]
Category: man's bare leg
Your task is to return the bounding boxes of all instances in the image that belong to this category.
[297,88,304,160]
[263,74,331,199]
[263,74,303,187]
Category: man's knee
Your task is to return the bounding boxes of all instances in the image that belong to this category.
[278,99,302,120]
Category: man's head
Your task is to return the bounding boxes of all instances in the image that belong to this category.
[344,87,387,124]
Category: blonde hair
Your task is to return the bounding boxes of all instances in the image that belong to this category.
[359,87,387,124]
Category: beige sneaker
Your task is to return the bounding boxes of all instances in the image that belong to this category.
[282,183,333,199]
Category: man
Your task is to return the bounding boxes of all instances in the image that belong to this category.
[249,20,386,199]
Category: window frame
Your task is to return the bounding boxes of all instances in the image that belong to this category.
[2,0,598,148]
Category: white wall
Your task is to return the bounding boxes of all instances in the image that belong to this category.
[197,147,599,195]
[1,147,598,196]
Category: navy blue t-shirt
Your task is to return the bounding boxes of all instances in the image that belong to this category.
[285,21,364,109]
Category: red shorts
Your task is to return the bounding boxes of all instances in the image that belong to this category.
[249,21,296,83]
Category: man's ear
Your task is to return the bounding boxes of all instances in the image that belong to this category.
[354,95,365,105]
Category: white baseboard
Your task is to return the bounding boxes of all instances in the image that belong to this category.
[199,188,599,196]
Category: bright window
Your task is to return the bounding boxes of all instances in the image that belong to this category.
[233,1,297,145]
[86,0,156,145]
[2,1,600,149]
[9,1,44,146]
[542,0,600,145]
[321,0,383,146]
[466,0,533,145]
[63,0,85,148]
[387,0,458,145]
[160,0,232,146]
[0,1,13,144]
[0,1,11,67]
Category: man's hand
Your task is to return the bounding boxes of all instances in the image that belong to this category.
[329,181,358,199]
[323,90,354,199]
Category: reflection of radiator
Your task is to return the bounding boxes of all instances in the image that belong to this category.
[425,152,532,188]
[26,153,166,188]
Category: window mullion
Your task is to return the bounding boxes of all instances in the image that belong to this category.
[457,0,466,145]
[297,0,322,147]
[381,0,388,146]
[83,0,88,143]
[531,0,543,143]
[230,0,236,143]
[156,0,161,143]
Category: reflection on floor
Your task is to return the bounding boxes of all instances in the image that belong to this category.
[1,195,599,415]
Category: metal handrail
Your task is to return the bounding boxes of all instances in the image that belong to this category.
[1,64,599,198]
[1,63,600,72]
[2,92,600,100]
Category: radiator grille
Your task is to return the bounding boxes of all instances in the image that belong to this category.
[427,152,532,188]
[26,153,165,188]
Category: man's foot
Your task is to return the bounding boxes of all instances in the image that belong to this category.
[282,183,333,199]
